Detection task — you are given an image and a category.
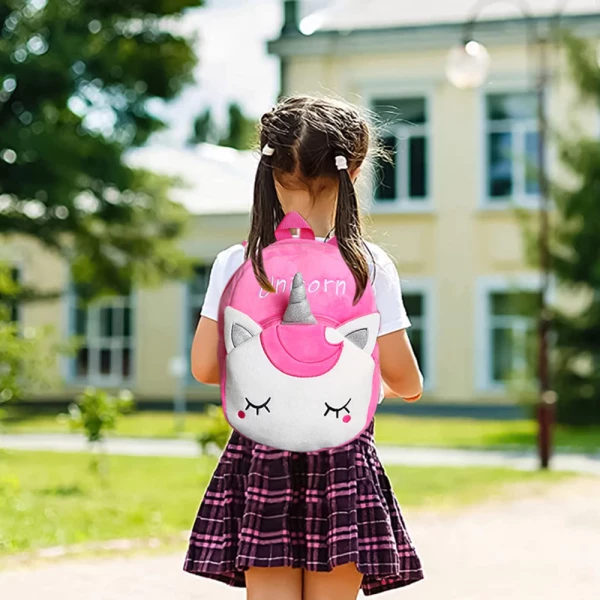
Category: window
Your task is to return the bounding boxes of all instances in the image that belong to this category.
[72,294,134,383]
[187,265,210,353]
[404,292,427,378]
[487,290,538,384]
[486,92,540,204]
[402,285,434,387]
[372,97,429,206]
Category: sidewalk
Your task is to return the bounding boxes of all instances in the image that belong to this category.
[1,478,599,600]
[2,432,600,474]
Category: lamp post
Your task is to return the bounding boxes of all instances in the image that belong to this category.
[446,0,566,469]
[168,355,188,433]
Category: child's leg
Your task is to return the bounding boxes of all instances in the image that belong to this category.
[245,566,303,600]
[302,563,363,600]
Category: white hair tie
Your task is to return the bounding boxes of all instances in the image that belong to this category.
[335,155,348,171]
[262,144,275,157]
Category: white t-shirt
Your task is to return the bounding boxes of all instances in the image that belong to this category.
[201,239,411,336]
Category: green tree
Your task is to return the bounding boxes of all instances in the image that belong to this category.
[188,107,216,145]
[218,102,256,150]
[550,35,600,425]
[0,0,201,301]
[189,102,256,150]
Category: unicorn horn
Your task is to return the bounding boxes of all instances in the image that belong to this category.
[282,273,317,325]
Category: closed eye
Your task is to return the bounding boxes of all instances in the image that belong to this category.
[324,398,351,419]
[245,397,271,416]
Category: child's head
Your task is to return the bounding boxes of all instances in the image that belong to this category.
[247,95,373,302]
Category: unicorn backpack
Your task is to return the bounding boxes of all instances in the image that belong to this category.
[217,212,382,452]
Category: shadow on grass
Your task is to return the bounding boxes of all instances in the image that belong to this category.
[38,485,84,497]
[478,432,536,447]
[487,428,600,453]
[2,406,65,424]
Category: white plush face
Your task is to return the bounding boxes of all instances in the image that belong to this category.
[223,307,380,452]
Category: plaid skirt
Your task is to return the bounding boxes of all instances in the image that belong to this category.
[183,421,424,596]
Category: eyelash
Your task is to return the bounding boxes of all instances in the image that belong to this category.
[245,397,271,416]
[324,398,351,418]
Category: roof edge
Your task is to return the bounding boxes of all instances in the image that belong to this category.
[268,12,600,57]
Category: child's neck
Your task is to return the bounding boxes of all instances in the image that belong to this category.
[278,190,336,238]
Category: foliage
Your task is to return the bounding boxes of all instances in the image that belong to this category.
[0,265,74,421]
[219,102,257,150]
[0,0,201,300]
[65,387,135,444]
[549,34,600,425]
[189,107,216,145]
[189,102,256,150]
[0,314,60,419]
[196,404,230,454]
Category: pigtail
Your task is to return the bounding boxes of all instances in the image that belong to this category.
[334,156,370,305]
[246,145,284,294]
[248,97,374,302]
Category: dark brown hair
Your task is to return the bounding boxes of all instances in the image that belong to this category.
[246,95,373,304]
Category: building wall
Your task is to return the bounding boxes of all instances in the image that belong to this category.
[283,41,599,403]
[4,213,250,403]
[6,38,599,405]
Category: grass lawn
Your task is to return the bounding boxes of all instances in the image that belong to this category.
[1,408,213,439]
[374,415,600,453]
[0,450,571,557]
[3,408,600,453]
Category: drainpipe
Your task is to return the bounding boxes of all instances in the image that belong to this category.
[279,0,300,97]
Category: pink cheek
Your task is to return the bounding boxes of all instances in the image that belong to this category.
[238,411,246,419]
[342,415,351,424]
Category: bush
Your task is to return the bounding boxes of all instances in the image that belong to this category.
[556,395,600,426]
[196,405,231,455]
[1,264,76,425]
[65,388,135,444]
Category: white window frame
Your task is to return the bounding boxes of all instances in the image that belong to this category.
[480,86,549,210]
[475,274,546,393]
[67,288,135,387]
[362,86,434,214]
[401,278,436,391]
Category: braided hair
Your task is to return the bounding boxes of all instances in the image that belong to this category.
[246,96,373,304]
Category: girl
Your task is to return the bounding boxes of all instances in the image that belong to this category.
[184,96,424,599]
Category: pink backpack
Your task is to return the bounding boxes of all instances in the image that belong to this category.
[217,212,382,452]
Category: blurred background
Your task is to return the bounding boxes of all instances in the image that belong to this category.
[1,1,599,598]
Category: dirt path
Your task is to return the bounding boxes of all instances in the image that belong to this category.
[1,479,599,599]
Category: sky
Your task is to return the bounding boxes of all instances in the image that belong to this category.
[152,0,283,147]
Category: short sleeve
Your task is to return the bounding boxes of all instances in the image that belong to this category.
[371,250,411,336]
[200,245,244,322]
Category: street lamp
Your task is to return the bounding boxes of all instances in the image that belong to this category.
[445,0,581,469]
[446,40,491,89]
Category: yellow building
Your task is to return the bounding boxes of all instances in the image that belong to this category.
[6,1,600,406]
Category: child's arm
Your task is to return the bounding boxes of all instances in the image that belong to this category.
[378,329,423,402]
[190,246,242,385]
[191,317,220,385]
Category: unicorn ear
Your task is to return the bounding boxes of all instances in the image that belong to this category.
[224,307,263,354]
[328,313,380,355]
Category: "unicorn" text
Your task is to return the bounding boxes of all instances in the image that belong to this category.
[259,276,347,299]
